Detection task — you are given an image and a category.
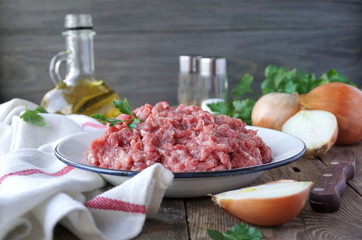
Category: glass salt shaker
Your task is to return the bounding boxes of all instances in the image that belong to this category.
[199,56,228,113]
[178,55,202,106]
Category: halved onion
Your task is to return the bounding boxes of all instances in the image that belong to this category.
[251,92,301,131]
[298,82,362,145]
[211,180,313,226]
[282,110,338,158]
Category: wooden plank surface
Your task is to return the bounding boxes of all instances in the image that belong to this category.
[1,0,361,33]
[135,199,189,240]
[1,27,361,107]
[0,0,361,107]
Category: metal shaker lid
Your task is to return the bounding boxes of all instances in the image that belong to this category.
[179,55,201,73]
[199,57,227,76]
[65,14,93,30]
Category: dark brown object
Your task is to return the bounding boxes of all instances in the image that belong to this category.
[309,149,356,213]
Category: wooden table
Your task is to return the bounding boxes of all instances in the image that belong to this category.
[55,143,362,240]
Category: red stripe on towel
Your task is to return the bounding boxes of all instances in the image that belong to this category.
[81,122,106,129]
[85,196,146,214]
[0,165,74,184]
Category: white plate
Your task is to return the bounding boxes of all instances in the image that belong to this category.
[55,126,305,198]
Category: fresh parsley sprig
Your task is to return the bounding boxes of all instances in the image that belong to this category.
[20,106,49,127]
[92,98,141,129]
[208,65,360,125]
[208,74,256,125]
[91,114,123,127]
[261,65,358,94]
[207,223,264,240]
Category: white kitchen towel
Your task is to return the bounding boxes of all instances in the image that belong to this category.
[0,98,174,240]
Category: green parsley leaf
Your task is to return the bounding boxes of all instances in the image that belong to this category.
[208,75,256,125]
[92,114,124,127]
[231,99,255,124]
[207,223,264,240]
[232,74,254,97]
[92,98,142,129]
[34,106,48,113]
[262,65,300,94]
[113,98,133,116]
[108,118,124,126]
[208,101,233,116]
[262,65,359,94]
[91,113,108,122]
[283,80,298,93]
[127,118,142,130]
[206,229,226,240]
[319,69,357,87]
[20,106,49,127]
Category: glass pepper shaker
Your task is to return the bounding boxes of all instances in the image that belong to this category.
[178,55,202,106]
[199,56,228,113]
[41,14,120,118]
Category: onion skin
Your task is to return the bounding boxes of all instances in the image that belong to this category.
[298,82,362,145]
[212,180,313,226]
[252,93,301,131]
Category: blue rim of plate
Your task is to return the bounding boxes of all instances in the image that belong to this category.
[54,131,306,179]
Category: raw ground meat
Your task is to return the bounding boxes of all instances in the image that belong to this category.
[86,102,272,172]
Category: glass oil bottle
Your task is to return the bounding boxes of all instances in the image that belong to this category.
[41,14,120,118]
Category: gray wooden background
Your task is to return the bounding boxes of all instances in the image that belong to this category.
[0,0,361,108]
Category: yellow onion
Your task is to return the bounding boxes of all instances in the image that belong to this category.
[282,110,338,158]
[251,93,301,131]
[298,82,362,145]
[211,180,313,226]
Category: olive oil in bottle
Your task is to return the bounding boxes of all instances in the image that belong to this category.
[41,14,120,118]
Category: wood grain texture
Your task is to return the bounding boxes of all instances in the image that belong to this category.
[1,0,362,33]
[134,199,188,240]
[1,28,361,107]
[185,197,239,240]
[0,0,361,107]
[301,187,362,240]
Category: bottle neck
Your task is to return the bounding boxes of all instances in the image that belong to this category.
[63,29,96,84]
